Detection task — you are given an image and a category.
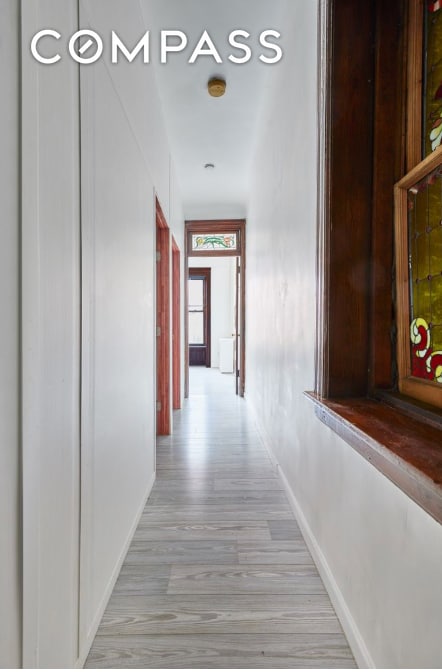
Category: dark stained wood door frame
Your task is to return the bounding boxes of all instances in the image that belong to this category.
[188,267,211,367]
[156,198,171,435]
[184,219,246,398]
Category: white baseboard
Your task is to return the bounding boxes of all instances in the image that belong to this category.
[276,465,374,669]
[245,397,279,473]
[75,471,156,668]
[246,397,374,670]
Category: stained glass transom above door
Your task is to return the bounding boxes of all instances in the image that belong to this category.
[191,233,238,252]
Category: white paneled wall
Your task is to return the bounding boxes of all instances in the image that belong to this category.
[0,1,21,667]
[21,1,81,666]
[79,51,157,656]
[17,0,184,667]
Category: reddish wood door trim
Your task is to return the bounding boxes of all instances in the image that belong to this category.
[172,238,181,410]
[235,256,240,395]
[156,198,170,435]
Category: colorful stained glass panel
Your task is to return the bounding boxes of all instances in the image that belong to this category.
[424,3,442,156]
[191,233,237,252]
[408,163,442,383]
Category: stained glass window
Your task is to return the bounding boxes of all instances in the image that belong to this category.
[395,2,442,402]
[191,233,237,252]
[407,164,442,384]
[424,2,442,155]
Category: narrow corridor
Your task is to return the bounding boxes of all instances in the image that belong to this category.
[86,368,356,668]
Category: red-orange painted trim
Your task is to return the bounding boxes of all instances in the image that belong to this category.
[172,238,181,410]
[156,198,171,435]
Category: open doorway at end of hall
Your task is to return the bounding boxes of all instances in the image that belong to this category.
[185,220,245,398]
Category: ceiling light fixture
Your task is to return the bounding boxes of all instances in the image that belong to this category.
[207,77,226,97]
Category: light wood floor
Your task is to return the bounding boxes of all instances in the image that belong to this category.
[85,368,356,669]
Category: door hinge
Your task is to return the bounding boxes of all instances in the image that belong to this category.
[156,251,161,262]
[156,400,162,412]
[156,326,161,337]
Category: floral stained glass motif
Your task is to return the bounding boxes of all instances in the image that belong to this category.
[191,233,237,252]
[408,164,442,383]
[424,2,442,155]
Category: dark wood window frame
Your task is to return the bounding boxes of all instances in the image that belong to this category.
[395,146,442,409]
[188,267,211,367]
[309,0,442,525]
[393,0,442,410]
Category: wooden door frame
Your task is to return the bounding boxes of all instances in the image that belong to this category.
[172,237,181,410]
[235,256,240,395]
[188,267,211,368]
[156,198,170,434]
[184,219,246,397]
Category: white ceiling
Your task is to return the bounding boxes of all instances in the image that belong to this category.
[141,0,286,217]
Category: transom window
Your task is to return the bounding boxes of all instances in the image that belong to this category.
[191,233,238,253]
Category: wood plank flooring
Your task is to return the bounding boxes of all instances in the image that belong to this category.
[85,368,356,669]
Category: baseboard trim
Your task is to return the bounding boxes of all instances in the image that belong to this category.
[245,397,279,473]
[247,397,374,670]
[75,471,156,668]
[276,465,374,669]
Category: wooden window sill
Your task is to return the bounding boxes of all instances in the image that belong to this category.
[305,393,442,525]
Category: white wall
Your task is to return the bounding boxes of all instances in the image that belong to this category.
[79,38,157,657]
[0,1,21,667]
[245,0,442,668]
[190,257,236,368]
[81,0,186,412]
[80,0,185,662]
[21,1,81,666]
[19,0,184,667]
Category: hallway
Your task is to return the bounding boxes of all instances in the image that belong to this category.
[85,368,355,668]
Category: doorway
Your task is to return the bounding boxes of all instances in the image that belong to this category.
[185,219,246,398]
[188,268,211,367]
